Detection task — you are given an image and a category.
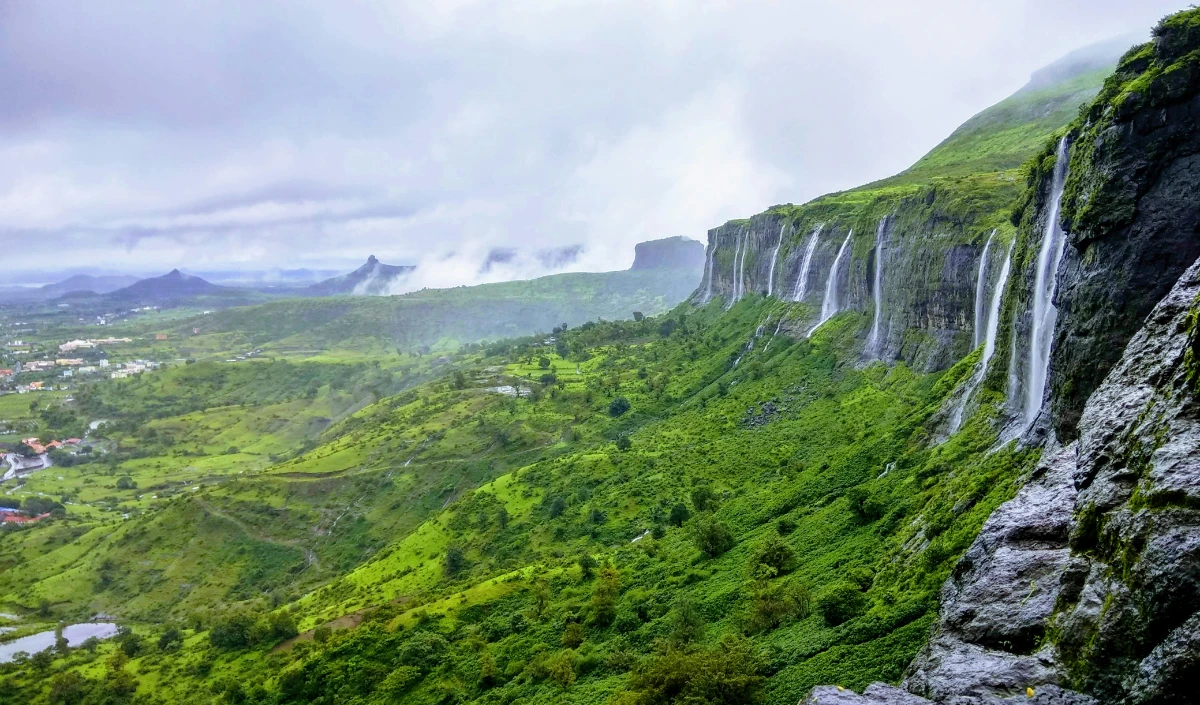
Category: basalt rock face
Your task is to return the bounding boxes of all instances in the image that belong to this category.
[810,257,1200,705]
[630,236,705,271]
[1041,23,1200,440]
[697,196,1003,372]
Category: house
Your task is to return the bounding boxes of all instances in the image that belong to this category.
[155,334,168,341]
[1,512,50,524]
[98,359,110,368]
[0,369,13,378]
[55,358,85,366]
[59,340,95,353]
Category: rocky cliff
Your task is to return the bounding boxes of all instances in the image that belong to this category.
[799,10,1200,704]
[630,236,706,271]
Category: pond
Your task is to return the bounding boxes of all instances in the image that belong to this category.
[0,622,119,663]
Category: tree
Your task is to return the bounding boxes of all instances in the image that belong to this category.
[48,672,90,705]
[546,649,577,688]
[668,503,690,528]
[590,564,620,627]
[668,600,705,646]
[690,515,735,558]
[616,435,632,451]
[624,634,763,704]
[443,546,469,577]
[747,535,796,576]
[608,396,631,417]
[538,356,552,370]
[548,496,567,518]
[658,319,677,337]
[157,625,183,652]
[816,581,868,625]
[313,625,332,644]
[578,553,598,580]
[561,622,585,649]
[633,311,645,322]
[453,371,467,389]
[690,486,716,512]
[497,506,509,529]
[116,476,137,491]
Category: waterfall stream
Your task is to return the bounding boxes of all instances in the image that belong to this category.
[974,230,996,348]
[736,227,749,302]
[808,230,853,337]
[702,232,716,303]
[766,223,787,297]
[1025,137,1071,426]
[726,231,743,309]
[949,241,1013,433]
[867,218,887,355]
[792,226,822,301]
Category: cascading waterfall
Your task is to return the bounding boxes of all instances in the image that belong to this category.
[973,230,996,348]
[725,232,743,309]
[948,241,1013,433]
[791,226,822,301]
[808,230,853,337]
[766,223,787,297]
[702,232,717,303]
[1025,137,1071,426]
[736,227,749,301]
[867,218,887,355]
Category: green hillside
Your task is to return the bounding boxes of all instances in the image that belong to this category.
[0,27,1162,705]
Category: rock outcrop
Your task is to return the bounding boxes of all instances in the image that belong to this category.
[807,256,1200,704]
[1044,22,1200,440]
[630,236,705,271]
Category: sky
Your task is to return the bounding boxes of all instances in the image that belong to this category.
[0,0,1188,288]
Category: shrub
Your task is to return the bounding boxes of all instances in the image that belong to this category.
[313,625,332,644]
[562,622,586,649]
[443,546,469,577]
[609,397,631,417]
[816,581,868,626]
[623,634,764,704]
[747,536,796,577]
[689,515,735,558]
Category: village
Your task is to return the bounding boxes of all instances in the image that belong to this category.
[0,336,163,393]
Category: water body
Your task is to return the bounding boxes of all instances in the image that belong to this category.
[736,227,749,302]
[867,218,887,355]
[0,622,119,663]
[1025,137,1071,426]
[974,230,996,348]
[766,222,787,297]
[809,230,853,337]
[792,226,822,302]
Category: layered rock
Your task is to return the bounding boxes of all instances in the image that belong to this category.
[630,236,705,271]
[808,256,1200,704]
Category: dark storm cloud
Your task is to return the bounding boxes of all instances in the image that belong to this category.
[0,0,1189,281]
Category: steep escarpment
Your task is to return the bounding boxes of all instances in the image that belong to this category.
[630,236,706,271]
[695,41,1127,374]
[1045,18,1200,439]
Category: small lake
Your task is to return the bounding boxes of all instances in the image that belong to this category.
[0,622,119,663]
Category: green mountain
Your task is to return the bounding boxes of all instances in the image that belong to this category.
[3,14,1199,705]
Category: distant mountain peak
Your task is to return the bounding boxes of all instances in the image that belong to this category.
[305,256,414,296]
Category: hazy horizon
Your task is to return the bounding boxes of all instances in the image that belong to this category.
[1,0,1188,289]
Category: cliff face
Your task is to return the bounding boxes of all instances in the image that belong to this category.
[696,189,1009,372]
[629,236,705,271]
[1046,23,1200,439]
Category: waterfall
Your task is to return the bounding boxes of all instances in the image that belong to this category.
[791,226,822,301]
[736,227,749,301]
[808,230,853,337]
[867,218,887,355]
[973,230,996,348]
[1025,137,1071,426]
[726,232,743,309]
[766,222,787,297]
[948,241,1013,433]
[702,231,716,303]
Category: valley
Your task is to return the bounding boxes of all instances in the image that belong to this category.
[1,8,1199,705]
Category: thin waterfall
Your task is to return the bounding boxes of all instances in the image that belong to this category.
[1025,137,1071,426]
[766,222,787,297]
[948,242,1013,433]
[791,225,822,301]
[702,231,716,303]
[736,227,749,301]
[725,232,743,309]
[867,218,887,355]
[808,230,853,337]
[973,230,996,348]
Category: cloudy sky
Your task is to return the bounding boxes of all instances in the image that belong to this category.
[0,0,1186,286]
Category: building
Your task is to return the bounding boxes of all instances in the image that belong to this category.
[59,339,95,353]
[98,359,110,368]
[155,334,168,341]
[55,358,85,366]
[1,512,50,525]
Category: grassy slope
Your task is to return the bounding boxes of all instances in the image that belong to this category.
[0,36,1127,705]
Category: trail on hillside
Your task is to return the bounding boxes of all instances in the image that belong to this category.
[194,498,321,570]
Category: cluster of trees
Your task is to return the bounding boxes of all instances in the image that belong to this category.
[208,607,298,649]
